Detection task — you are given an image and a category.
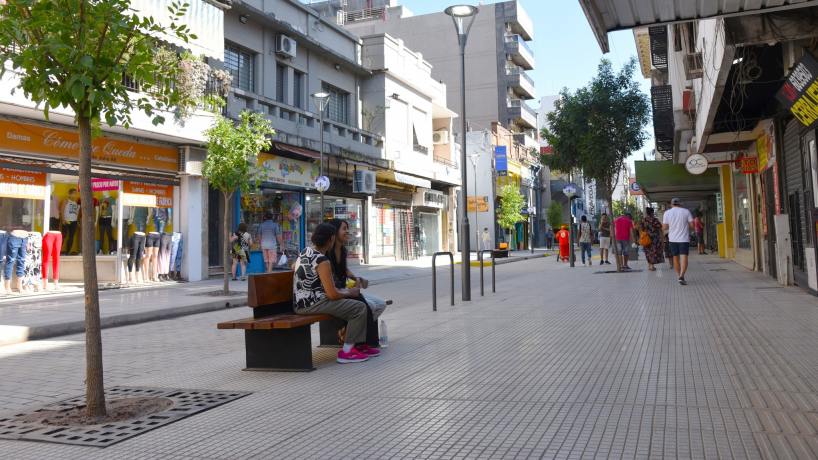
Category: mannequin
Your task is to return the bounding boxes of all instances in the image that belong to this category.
[98,192,116,254]
[158,232,173,280]
[127,231,146,284]
[145,230,161,281]
[60,188,79,255]
[42,230,63,290]
[22,231,42,292]
[0,230,7,295]
[4,229,28,294]
[133,206,149,233]
[153,207,170,234]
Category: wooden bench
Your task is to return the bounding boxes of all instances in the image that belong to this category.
[217,271,337,371]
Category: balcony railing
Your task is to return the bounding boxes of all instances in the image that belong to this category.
[505,34,534,57]
[338,7,387,25]
[505,66,535,88]
[414,143,429,154]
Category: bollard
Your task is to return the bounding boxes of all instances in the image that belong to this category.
[432,251,454,311]
[478,250,496,296]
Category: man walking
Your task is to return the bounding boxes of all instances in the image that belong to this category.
[578,215,592,266]
[614,212,634,270]
[663,197,694,285]
[598,213,611,265]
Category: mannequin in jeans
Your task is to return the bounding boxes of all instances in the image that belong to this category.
[4,230,28,294]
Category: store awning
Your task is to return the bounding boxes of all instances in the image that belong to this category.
[634,160,720,203]
[271,142,320,161]
[394,172,431,188]
[579,0,818,52]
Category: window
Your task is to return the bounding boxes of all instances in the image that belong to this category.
[225,44,255,92]
[321,82,349,125]
[293,71,304,109]
[276,64,286,103]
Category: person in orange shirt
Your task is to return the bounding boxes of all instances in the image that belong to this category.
[556,225,571,262]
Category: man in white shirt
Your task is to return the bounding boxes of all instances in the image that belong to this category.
[662,197,694,285]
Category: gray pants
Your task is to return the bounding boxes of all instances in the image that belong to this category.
[297,298,368,345]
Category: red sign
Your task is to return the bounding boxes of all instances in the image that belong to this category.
[540,145,553,155]
[738,156,758,174]
[92,178,119,191]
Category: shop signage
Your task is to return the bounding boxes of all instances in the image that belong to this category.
[0,166,46,200]
[123,181,173,208]
[467,195,489,212]
[562,183,577,198]
[685,153,709,175]
[314,175,330,193]
[92,178,119,191]
[413,188,446,209]
[738,155,758,174]
[776,52,818,129]
[257,153,319,189]
[628,178,643,196]
[494,146,508,176]
[0,119,178,172]
[715,192,724,223]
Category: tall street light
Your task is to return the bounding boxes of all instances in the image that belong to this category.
[312,92,330,219]
[445,3,478,301]
[469,152,480,253]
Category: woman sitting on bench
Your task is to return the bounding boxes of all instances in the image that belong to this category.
[293,223,380,364]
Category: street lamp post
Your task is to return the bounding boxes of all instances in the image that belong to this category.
[311,92,330,218]
[445,4,478,302]
[469,153,479,252]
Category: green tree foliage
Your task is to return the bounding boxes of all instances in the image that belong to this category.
[547,200,564,230]
[204,112,274,295]
[612,197,642,220]
[497,184,526,236]
[0,0,195,418]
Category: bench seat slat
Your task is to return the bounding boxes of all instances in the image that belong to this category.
[217,317,258,329]
[217,314,334,330]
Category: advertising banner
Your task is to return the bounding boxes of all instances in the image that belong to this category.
[494,146,508,177]
[776,52,818,129]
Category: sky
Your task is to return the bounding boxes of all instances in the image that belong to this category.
[401,0,655,167]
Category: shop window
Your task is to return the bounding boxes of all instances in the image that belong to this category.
[305,195,363,260]
[241,189,303,262]
[276,63,286,103]
[732,170,752,251]
[293,71,304,109]
[225,43,255,92]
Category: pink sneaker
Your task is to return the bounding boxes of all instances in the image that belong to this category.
[337,348,369,364]
[356,345,381,357]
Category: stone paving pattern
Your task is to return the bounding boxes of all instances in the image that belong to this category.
[2,255,818,458]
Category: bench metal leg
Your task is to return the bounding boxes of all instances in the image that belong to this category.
[244,327,315,371]
[318,318,345,348]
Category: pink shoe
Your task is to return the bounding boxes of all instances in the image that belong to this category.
[337,348,369,364]
[356,345,381,357]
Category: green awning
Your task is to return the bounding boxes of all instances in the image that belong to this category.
[634,161,720,203]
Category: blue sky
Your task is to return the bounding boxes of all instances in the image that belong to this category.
[404,0,654,164]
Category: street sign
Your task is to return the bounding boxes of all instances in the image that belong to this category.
[685,154,709,175]
[562,183,577,198]
[314,175,330,192]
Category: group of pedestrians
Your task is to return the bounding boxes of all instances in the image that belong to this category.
[553,197,698,285]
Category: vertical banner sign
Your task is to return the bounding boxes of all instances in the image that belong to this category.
[776,52,818,129]
[494,146,508,177]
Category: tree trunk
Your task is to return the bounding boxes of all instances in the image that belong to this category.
[223,191,233,295]
[609,192,623,272]
[78,116,106,418]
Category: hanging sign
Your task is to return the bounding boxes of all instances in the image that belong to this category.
[494,146,508,177]
[91,178,119,192]
[467,196,489,212]
[562,183,577,198]
[628,178,643,196]
[738,155,758,174]
[0,166,46,200]
[715,192,724,223]
[685,153,709,175]
[776,52,818,129]
[314,175,330,193]
[257,153,319,189]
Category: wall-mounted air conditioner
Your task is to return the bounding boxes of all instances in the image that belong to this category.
[276,35,297,58]
[432,129,449,145]
[353,170,376,194]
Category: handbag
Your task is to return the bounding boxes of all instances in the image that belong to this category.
[639,229,652,247]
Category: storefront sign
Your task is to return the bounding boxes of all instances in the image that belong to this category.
[562,184,577,198]
[628,178,643,196]
[494,146,508,176]
[92,178,119,191]
[0,120,178,172]
[123,181,173,207]
[776,52,818,129]
[413,188,446,209]
[467,195,489,212]
[257,153,318,189]
[685,154,709,175]
[0,166,46,199]
[715,192,724,223]
[738,155,758,174]
[314,176,330,193]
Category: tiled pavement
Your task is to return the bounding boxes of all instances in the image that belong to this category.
[3,254,818,458]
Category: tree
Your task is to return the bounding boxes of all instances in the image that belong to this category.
[547,200,564,231]
[497,184,526,244]
[203,112,274,295]
[0,0,197,418]
[541,58,650,270]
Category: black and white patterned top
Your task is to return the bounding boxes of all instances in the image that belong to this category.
[293,247,328,311]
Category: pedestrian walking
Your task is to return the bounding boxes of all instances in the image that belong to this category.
[598,213,611,265]
[614,212,634,270]
[662,197,694,285]
[639,207,664,271]
[556,225,570,262]
[482,227,492,251]
[578,215,592,266]
[694,212,707,255]
[545,227,555,250]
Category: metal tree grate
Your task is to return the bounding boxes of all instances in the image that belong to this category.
[0,386,250,448]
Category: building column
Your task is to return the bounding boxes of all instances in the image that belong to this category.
[717,165,735,259]
[181,175,206,281]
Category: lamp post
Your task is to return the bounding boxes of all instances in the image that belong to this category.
[445,4,478,301]
[469,152,479,252]
[311,92,330,219]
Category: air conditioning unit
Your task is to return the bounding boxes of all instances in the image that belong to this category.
[353,170,376,194]
[276,35,297,58]
[432,129,449,145]
[178,146,204,177]
[684,52,703,79]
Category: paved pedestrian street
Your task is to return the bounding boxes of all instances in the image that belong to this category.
[3,255,818,458]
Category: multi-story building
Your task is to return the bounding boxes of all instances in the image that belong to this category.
[0,0,228,284]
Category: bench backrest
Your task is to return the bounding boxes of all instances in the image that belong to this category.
[248,271,295,318]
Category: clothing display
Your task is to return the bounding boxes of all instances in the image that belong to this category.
[0,230,6,281]
[61,221,78,255]
[153,208,169,234]
[169,232,182,274]
[98,216,115,254]
[42,231,62,282]
[157,233,172,275]
[133,207,148,233]
[5,231,27,280]
[22,232,42,290]
[146,232,160,248]
[127,233,146,272]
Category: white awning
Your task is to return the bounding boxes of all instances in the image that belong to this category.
[579,0,818,52]
[394,172,431,188]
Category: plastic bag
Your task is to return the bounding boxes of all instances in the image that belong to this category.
[277,254,288,267]
[363,293,388,319]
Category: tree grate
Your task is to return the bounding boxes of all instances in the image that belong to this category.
[0,386,250,448]
[593,270,645,274]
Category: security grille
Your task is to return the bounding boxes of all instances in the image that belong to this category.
[649,26,668,70]
[651,85,674,159]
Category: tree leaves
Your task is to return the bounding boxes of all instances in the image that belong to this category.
[497,184,526,232]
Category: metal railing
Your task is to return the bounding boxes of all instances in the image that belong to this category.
[478,250,496,296]
[432,252,454,312]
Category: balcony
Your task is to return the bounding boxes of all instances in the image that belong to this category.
[513,130,539,149]
[505,34,535,70]
[506,66,536,100]
[504,2,534,41]
[507,99,537,130]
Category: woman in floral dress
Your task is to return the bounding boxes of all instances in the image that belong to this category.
[640,207,664,271]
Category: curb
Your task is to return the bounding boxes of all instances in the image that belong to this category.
[2,296,246,347]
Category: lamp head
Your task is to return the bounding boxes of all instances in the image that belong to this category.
[311,92,331,112]
[444,4,478,38]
